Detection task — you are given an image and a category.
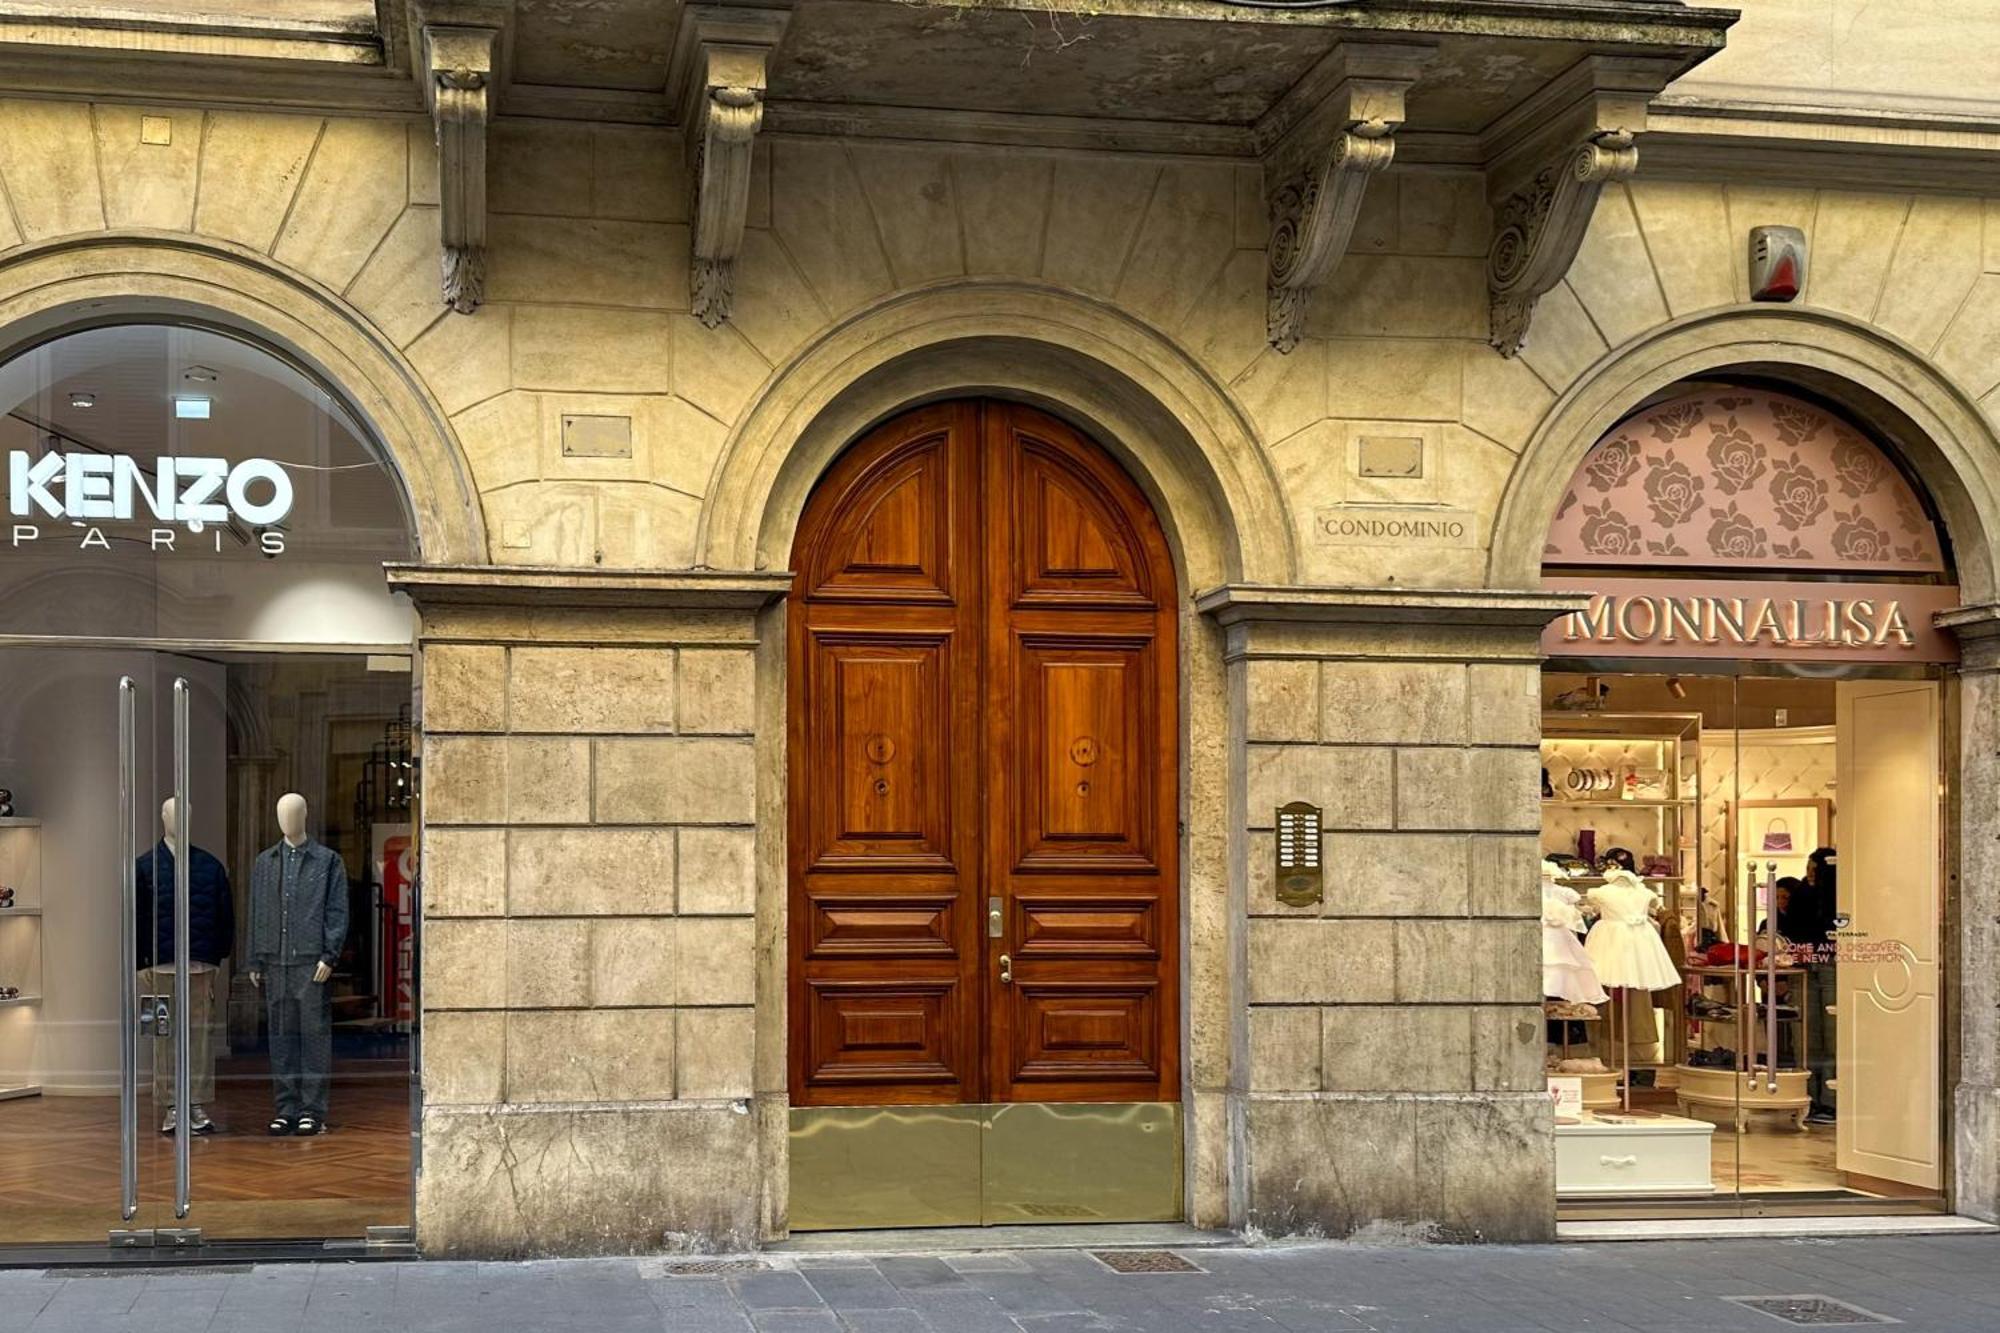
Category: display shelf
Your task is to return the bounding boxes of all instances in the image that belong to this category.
[0,820,42,1098]
[1542,799,1696,809]
[0,818,42,828]
[0,995,40,1007]
[0,907,40,917]
[0,1084,40,1101]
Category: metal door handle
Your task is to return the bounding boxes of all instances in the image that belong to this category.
[172,677,191,1219]
[999,954,1012,984]
[118,677,138,1222]
[1764,860,1780,1095]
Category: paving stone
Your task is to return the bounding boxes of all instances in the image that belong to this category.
[876,1257,966,1291]
[733,1271,829,1311]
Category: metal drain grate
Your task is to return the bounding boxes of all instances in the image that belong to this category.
[55,1265,255,1279]
[1726,1296,1899,1326]
[663,1258,770,1277]
[1091,1250,1203,1274]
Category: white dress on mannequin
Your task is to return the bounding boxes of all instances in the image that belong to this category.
[1585,869,1682,991]
[1543,869,1609,1004]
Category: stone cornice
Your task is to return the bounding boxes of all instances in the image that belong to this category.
[386,564,794,611]
[1196,584,1589,630]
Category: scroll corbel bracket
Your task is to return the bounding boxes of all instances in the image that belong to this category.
[1485,129,1637,357]
[420,22,499,315]
[690,74,766,328]
[1265,119,1398,353]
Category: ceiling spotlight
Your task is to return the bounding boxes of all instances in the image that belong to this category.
[1666,676,1689,700]
[173,396,211,420]
[68,392,95,408]
[182,365,218,382]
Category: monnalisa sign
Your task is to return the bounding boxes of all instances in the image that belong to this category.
[7,450,293,555]
[1543,577,1961,664]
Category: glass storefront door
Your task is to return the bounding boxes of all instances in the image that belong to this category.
[0,646,417,1250]
[1542,668,1948,1219]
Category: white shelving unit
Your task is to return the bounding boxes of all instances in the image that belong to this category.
[0,817,43,1100]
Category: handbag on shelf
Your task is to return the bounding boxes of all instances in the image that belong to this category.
[1761,817,1794,854]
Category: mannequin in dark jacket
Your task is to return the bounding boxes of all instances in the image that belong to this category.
[248,792,348,1136]
[135,797,233,1135]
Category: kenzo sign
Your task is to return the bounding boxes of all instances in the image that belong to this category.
[7,450,293,555]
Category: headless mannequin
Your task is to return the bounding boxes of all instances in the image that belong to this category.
[250,794,330,987]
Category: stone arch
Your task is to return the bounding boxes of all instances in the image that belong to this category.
[698,281,1295,590]
[1490,305,2000,602]
[0,233,485,564]
[721,282,1273,1235]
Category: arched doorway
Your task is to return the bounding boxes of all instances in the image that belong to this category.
[1535,382,1955,1220]
[785,399,1182,1229]
[0,321,421,1251]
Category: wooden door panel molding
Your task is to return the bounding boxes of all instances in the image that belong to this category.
[801,632,957,869]
[1013,635,1158,871]
[791,398,1177,1108]
[1009,981,1163,1086]
[804,423,959,605]
[1012,894,1160,958]
[802,978,968,1099]
[805,889,960,958]
[1011,440,1158,610]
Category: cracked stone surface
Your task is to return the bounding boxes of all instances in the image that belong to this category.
[4,1233,2000,1331]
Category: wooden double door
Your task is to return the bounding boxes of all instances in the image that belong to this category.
[788,400,1179,1109]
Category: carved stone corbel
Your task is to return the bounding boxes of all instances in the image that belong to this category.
[1485,130,1637,357]
[420,22,499,315]
[1479,56,1680,357]
[1258,44,1433,353]
[670,8,789,329]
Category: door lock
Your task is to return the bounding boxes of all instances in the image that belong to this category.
[987,896,1003,939]
[999,954,1012,985]
[139,994,171,1038]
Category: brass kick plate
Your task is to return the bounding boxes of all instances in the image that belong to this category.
[788,1103,1182,1231]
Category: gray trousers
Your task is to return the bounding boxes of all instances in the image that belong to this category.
[265,963,332,1120]
[1805,963,1838,1112]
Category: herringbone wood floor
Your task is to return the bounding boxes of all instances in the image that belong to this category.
[0,1056,411,1243]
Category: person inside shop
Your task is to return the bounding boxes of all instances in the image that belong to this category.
[135,797,234,1136]
[1787,848,1839,1125]
[248,793,349,1137]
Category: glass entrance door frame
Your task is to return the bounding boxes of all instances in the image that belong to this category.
[113,672,199,1248]
[1546,660,1952,1222]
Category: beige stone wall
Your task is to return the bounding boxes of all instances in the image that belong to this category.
[415,603,761,1255]
[1233,619,1552,1239]
[9,85,2000,1249]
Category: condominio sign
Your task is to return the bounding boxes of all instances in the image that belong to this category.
[1543,577,1960,664]
[6,450,294,555]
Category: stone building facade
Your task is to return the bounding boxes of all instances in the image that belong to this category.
[1,0,1999,1258]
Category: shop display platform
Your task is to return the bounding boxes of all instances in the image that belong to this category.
[1556,1112,1715,1198]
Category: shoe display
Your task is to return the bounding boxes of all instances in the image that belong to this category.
[1688,1046,1738,1069]
[1689,996,1736,1020]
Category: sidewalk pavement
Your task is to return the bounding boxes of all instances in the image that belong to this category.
[5,1232,2000,1332]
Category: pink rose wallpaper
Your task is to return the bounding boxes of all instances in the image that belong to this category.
[1545,390,1945,572]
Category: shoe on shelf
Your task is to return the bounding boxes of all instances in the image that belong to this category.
[159,1106,176,1135]
[189,1105,213,1135]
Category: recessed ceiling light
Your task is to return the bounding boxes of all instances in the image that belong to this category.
[174,396,211,420]
[68,392,95,408]
[182,365,218,382]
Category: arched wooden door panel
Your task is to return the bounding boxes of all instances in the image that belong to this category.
[789,400,1179,1109]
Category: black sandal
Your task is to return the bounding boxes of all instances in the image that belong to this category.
[295,1115,322,1136]
[268,1116,294,1136]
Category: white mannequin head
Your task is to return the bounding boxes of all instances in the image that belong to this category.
[276,792,309,845]
[160,797,181,844]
